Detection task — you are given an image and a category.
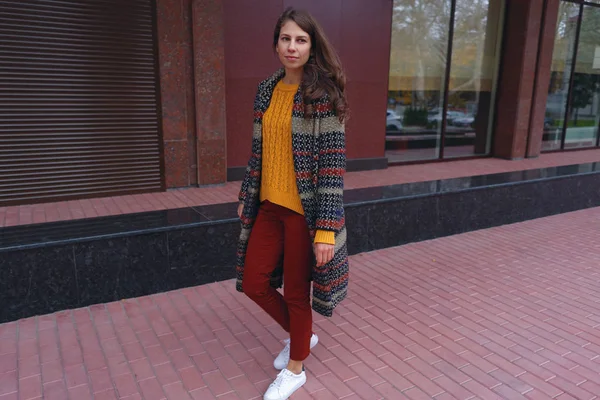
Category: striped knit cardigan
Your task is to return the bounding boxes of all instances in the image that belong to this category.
[236,68,349,318]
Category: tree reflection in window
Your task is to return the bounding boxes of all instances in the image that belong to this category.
[386,0,504,163]
[565,5,600,149]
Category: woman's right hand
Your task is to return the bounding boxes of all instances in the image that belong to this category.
[237,203,244,219]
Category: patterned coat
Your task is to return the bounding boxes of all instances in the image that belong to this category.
[235,68,349,318]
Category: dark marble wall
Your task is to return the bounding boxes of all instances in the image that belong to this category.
[156,0,198,187]
[0,223,238,323]
[2,165,599,323]
[346,173,600,255]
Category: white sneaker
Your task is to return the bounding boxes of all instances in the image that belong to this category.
[273,334,319,370]
[263,368,307,400]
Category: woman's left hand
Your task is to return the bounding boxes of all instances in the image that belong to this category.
[314,243,334,267]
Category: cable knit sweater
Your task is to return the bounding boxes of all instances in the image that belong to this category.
[260,81,334,245]
[236,69,349,318]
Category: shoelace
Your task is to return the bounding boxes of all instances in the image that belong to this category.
[280,342,290,358]
[271,369,294,392]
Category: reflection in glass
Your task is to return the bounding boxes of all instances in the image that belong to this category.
[565,5,600,149]
[543,2,580,151]
[386,0,504,163]
[444,0,504,158]
[386,0,451,163]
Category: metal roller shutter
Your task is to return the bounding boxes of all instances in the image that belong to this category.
[0,0,164,207]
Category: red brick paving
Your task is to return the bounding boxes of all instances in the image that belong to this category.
[1,149,599,227]
[2,207,600,399]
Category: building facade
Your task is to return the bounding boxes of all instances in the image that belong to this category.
[0,0,599,206]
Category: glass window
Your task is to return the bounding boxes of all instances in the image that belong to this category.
[565,5,600,148]
[444,0,504,158]
[386,1,451,163]
[386,0,504,163]
[543,2,581,151]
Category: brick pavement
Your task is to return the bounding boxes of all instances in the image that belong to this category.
[1,207,600,399]
[1,149,599,227]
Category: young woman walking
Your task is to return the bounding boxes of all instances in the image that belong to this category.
[235,7,350,400]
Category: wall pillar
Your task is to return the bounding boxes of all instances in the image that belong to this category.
[156,0,197,188]
[493,0,545,159]
[527,0,560,157]
[192,0,227,185]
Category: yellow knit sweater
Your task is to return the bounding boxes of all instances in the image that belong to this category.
[260,81,335,245]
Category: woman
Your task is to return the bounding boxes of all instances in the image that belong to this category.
[235,7,349,400]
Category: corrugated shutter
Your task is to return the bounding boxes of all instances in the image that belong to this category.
[0,0,164,207]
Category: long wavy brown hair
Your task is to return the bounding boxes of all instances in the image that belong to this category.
[273,7,348,123]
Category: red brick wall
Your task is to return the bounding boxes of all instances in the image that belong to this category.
[156,0,559,187]
[224,0,392,168]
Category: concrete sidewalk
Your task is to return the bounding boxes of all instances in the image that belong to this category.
[1,208,600,399]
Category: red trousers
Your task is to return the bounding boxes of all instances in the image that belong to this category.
[242,201,313,361]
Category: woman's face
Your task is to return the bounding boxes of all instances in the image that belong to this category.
[276,20,311,71]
